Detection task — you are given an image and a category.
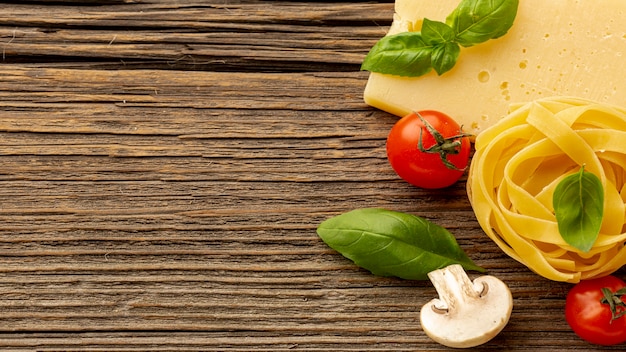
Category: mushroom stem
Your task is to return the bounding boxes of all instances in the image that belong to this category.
[420,264,513,348]
[428,263,484,313]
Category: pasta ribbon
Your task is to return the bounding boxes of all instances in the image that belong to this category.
[468,96,626,283]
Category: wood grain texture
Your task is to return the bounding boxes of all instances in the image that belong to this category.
[0,1,623,351]
[0,0,391,71]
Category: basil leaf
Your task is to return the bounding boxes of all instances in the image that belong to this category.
[361,0,518,77]
[447,0,519,47]
[421,18,456,45]
[421,19,459,75]
[431,42,461,75]
[317,208,484,280]
[361,32,433,77]
[553,167,604,252]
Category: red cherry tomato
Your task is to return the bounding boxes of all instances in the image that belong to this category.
[386,110,471,189]
[565,275,626,346]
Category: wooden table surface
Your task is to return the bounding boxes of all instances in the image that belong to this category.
[1,1,624,350]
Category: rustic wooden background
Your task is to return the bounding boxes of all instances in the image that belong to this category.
[0,0,624,350]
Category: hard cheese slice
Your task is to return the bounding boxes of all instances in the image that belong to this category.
[363,0,626,136]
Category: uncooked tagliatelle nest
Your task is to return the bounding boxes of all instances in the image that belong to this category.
[467,96,626,283]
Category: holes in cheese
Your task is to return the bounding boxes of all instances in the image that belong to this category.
[363,0,626,136]
[467,96,626,283]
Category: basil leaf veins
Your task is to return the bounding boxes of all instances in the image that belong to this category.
[361,32,434,77]
[447,0,519,47]
[361,0,519,77]
[316,208,484,280]
[553,166,604,253]
[431,41,461,76]
[422,19,460,75]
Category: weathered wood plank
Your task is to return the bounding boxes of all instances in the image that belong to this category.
[0,63,477,351]
[1,1,394,26]
[0,1,392,70]
[1,62,621,351]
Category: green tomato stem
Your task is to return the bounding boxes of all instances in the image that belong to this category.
[600,287,626,321]
[416,112,472,171]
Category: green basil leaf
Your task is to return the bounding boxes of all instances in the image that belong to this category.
[553,167,604,253]
[421,19,459,75]
[446,0,519,47]
[431,42,461,75]
[421,18,456,45]
[361,0,518,77]
[317,208,484,280]
[361,32,433,77]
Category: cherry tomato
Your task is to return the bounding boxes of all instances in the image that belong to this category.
[386,110,471,189]
[565,275,626,346]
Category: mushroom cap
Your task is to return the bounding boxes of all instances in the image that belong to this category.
[420,265,513,348]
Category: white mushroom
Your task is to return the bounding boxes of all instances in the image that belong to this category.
[419,264,513,348]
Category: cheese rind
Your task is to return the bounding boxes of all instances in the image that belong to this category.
[364,0,626,135]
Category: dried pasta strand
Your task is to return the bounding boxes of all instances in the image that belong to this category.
[468,96,626,283]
